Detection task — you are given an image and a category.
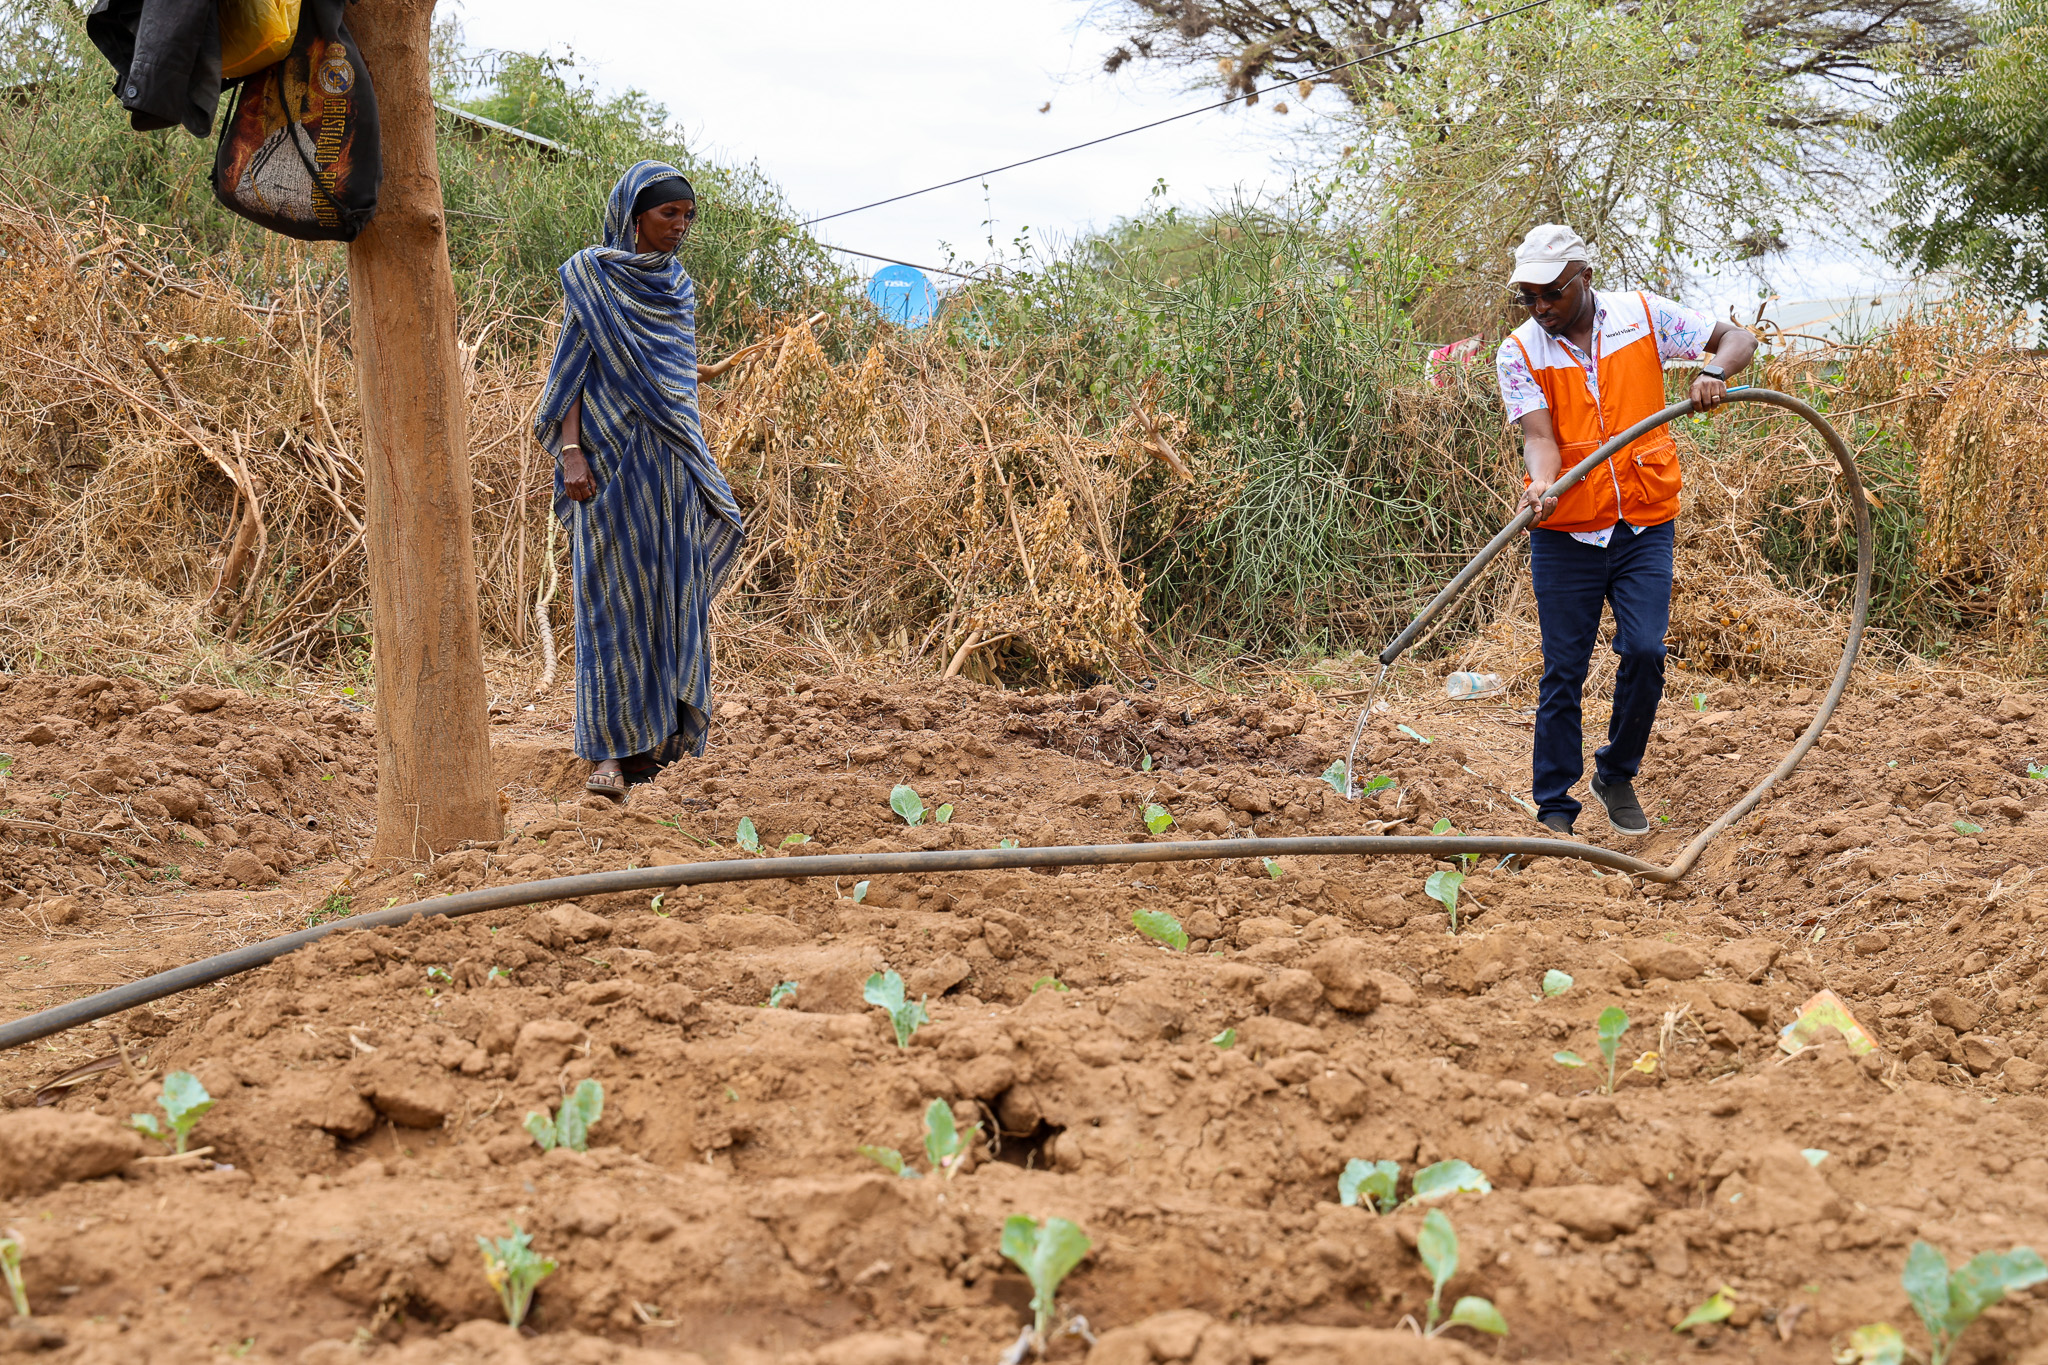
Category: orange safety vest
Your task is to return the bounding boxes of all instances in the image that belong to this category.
[1508,291,1682,535]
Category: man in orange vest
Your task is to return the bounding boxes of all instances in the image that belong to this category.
[1495,224,1757,837]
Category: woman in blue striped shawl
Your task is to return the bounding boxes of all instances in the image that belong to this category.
[535,161,744,801]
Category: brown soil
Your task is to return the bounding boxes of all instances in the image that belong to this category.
[5,669,2048,1364]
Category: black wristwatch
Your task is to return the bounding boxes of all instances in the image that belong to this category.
[1699,364,1726,381]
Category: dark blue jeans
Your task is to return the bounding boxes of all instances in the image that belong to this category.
[1529,519,1675,823]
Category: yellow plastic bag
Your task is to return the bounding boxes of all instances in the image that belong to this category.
[219,0,301,81]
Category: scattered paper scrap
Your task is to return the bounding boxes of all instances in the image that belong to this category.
[1778,988,1877,1057]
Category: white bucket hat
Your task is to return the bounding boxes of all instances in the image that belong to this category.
[1509,224,1591,286]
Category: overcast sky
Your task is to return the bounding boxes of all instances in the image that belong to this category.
[460,1,1905,317]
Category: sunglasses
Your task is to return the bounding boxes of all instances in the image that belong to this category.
[1512,264,1588,308]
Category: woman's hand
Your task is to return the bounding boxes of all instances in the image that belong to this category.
[562,447,597,502]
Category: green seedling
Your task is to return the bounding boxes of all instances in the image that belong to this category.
[890,784,926,825]
[1140,751,1154,772]
[1000,1215,1093,1342]
[1896,1240,2048,1365]
[998,837,1019,849]
[1837,1323,1905,1365]
[935,803,954,823]
[863,970,930,1049]
[1029,975,1069,993]
[923,1098,980,1179]
[852,880,870,902]
[524,1079,604,1153]
[477,1222,555,1331]
[736,817,760,853]
[1262,858,1284,879]
[1675,1285,1737,1332]
[1321,759,1350,795]
[1398,724,1433,745]
[1209,1028,1237,1048]
[486,966,510,983]
[1359,774,1395,796]
[1425,868,1465,933]
[1143,803,1175,834]
[1133,909,1189,951]
[764,981,798,1009]
[1416,1208,1508,1338]
[1693,693,1707,710]
[131,1071,213,1154]
[1597,1006,1630,1094]
[2028,762,2047,780]
[1431,817,1454,835]
[1409,1159,1492,1204]
[1541,970,1573,997]
[1,1228,27,1318]
[425,965,451,983]
[857,1144,920,1178]
[1339,1159,1400,1213]
[780,832,811,848]
[1554,1050,1587,1068]
[1951,819,1982,835]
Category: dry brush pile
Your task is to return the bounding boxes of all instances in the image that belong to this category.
[0,185,2044,701]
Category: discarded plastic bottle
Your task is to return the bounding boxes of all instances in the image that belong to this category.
[1444,671,1503,700]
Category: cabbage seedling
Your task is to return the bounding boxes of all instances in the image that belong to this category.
[1836,1323,1905,1365]
[1262,858,1283,879]
[1541,970,1573,997]
[1675,1286,1736,1332]
[863,970,930,1049]
[1596,1007,1630,1095]
[1431,817,1454,835]
[1408,1159,1492,1204]
[1416,1209,1508,1338]
[923,1098,980,1179]
[1425,868,1465,933]
[131,1071,213,1154]
[857,1144,920,1178]
[935,803,954,823]
[1143,803,1174,834]
[1398,724,1433,745]
[1132,909,1188,951]
[764,981,798,1009]
[890,784,926,825]
[524,1079,604,1153]
[1,1228,27,1318]
[1900,1239,2048,1365]
[1553,1050,1586,1068]
[780,832,810,848]
[1209,1028,1237,1048]
[1338,1159,1399,1213]
[852,880,869,903]
[478,1222,555,1330]
[735,817,760,853]
[1321,759,1349,795]
[1000,1215,1093,1342]
[1951,819,1982,835]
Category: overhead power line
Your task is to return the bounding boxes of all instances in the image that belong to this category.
[800,0,1557,228]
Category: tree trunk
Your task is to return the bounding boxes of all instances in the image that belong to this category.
[347,0,502,860]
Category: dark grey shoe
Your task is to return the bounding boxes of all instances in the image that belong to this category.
[1538,813,1574,837]
[1590,775,1650,835]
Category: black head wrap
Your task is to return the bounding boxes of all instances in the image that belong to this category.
[631,175,696,219]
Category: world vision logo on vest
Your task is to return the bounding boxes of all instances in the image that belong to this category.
[1507,291,1684,534]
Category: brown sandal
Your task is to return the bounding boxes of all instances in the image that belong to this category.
[584,769,628,803]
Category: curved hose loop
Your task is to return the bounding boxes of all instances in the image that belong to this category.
[0,392,1868,1053]
[1341,387,1873,883]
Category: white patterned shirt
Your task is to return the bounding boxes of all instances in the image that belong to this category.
[1495,290,1717,546]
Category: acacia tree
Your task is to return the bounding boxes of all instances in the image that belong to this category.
[1300,0,1816,310]
[1884,0,2048,320]
[1089,0,1979,124]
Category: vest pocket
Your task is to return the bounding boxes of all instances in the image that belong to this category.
[1630,438,1682,507]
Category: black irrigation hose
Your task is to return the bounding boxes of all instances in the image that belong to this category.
[0,389,1869,1053]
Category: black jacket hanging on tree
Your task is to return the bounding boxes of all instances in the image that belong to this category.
[86,0,224,138]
